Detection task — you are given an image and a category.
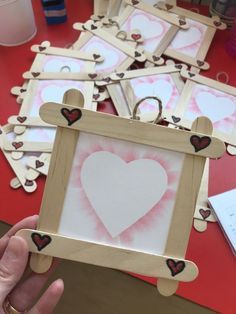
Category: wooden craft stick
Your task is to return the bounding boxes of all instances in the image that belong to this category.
[31,45,104,63]
[94,0,109,16]
[25,168,41,181]
[109,64,184,81]
[10,177,22,189]
[82,20,146,62]
[164,49,210,70]
[124,0,189,29]
[156,2,227,29]
[11,86,28,96]
[157,116,212,295]
[40,102,225,158]
[22,71,106,81]
[30,89,84,273]
[17,228,198,282]
[3,140,53,153]
[8,116,53,128]
[107,0,122,17]
[180,69,236,96]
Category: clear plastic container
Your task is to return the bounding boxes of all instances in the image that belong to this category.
[0,0,36,46]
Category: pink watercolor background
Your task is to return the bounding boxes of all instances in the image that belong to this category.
[121,9,171,53]
[184,84,236,135]
[168,18,207,57]
[129,73,180,113]
[60,133,184,255]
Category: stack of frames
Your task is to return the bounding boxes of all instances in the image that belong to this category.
[1,0,235,295]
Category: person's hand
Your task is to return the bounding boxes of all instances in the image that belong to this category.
[0,215,64,314]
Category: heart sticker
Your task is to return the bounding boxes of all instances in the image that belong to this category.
[61,108,82,126]
[116,73,125,78]
[20,88,26,93]
[88,73,97,79]
[131,33,141,41]
[39,46,46,52]
[31,233,52,251]
[81,151,168,237]
[32,72,40,78]
[190,135,211,152]
[172,116,181,123]
[166,259,185,276]
[25,180,34,187]
[199,208,211,220]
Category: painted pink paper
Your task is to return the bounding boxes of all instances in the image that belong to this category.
[121,9,171,52]
[129,74,180,113]
[80,36,127,73]
[184,84,236,134]
[168,19,207,58]
[59,133,184,255]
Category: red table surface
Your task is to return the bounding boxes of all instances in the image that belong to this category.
[0,1,236,313]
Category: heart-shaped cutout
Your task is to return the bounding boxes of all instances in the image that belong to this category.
[81,151,168,237]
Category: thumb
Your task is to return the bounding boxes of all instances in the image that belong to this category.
[0,236,28,306]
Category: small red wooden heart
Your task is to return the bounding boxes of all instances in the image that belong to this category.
[166,259,185,276]
[31,233,52,251]
[12,141,23,150]
[61,108,82,126]
[190,135,211,152]
[199,208,211,220]
[17,116,27,123]
[131,33,141,41]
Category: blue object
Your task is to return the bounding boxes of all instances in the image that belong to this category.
[41,0,67,24]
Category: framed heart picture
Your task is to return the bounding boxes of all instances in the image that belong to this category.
[104,63,186,117]
[156,2,226,69]
[5,42,97,161]
[170,69,236,146]
[16,89,225,296]
[116,0,189,66]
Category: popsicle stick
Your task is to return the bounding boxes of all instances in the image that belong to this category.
[8,116,53,128]
[27,155,50,176]
[3,140,53,153]
[227,145,236,156]
[94,0,109,16]
[107,0,122,17]
[17,229,198,282]
[22,71,106,81]
[10,177,22,189]
[40,102,225,158]
[31,45,104,63]
[11,86,28,97]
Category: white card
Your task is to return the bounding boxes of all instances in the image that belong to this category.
[208,189,236,256]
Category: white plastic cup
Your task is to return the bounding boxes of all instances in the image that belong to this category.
[0,0,37,46]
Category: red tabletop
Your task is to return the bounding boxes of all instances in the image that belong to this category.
[0,1,236,313]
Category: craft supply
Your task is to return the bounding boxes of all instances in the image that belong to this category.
[41,0,67,24]
[0,0,36,46]
[208,189,236,256]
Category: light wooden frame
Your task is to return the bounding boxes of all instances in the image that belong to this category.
[102,63,186,117]
[16,89,225,296]
[6,41,97,160]
[169,69,236,146]
[156,1,226,69]
[0,124,37,193]
[115,0,189,66]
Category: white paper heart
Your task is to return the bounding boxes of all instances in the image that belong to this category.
[130,15,164,40]
[43,58,82,72]
[81,151,168,237]
[195,92,236,123]
[170,26,202,50]
[133,79,174,111]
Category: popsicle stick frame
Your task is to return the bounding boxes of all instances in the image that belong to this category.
[0,125,37,193]
[8,41,97,161]
[16,89,225,296]
[101,63,186,117]
[170,69,236,146]
[94,0,109,16]
[156,1,226,69]
[73,20,147,73]
[115,0,189,66]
